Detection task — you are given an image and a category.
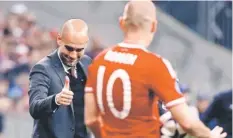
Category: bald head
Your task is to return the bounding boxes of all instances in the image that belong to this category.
[122,0,156,31]
[57,19,89,67]
[60,19,88,45]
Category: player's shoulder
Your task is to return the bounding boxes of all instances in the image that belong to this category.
[146,52,172,67]
[93,45,116,61]
[146,51,161,60]
[147,52,177,78]
[89,45,117,70]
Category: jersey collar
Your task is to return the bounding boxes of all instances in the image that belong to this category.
[118,42,148,52]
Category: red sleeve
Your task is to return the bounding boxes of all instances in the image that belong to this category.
[85,64,95,93]
[148,56,185,108]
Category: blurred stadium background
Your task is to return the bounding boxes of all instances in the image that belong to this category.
[0,1,231,138]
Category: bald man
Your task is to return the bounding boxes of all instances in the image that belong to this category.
[84,1,227,138]
[29,19,92,138]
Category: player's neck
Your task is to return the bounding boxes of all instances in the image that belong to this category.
[123,32,149,47]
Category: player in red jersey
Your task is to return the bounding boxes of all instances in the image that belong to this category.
[84,1,227,138]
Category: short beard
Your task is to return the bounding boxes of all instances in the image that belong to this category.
[60,54,78,67]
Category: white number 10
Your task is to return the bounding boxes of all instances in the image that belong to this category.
[97,65,132,119]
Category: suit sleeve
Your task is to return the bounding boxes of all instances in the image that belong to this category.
[149,57,185,109]
[28,64,56,119]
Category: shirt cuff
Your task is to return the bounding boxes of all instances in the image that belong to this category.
[54,94,61,105]
[52,95,60,113]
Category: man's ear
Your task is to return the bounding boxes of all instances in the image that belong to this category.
[57,34,62,47]
[151,20,157,33]
[119,16,126,32]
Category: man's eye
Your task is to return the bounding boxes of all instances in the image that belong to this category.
[76,48,84,52]
[65,45,74,51]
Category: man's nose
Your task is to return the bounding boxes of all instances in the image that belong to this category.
[69,51,78,60]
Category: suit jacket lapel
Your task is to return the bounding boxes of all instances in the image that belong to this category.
[48,49,75,119]
[48,49,66,86]
[49,51,91,85]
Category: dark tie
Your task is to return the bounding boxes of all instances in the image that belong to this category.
[68,66,77,79]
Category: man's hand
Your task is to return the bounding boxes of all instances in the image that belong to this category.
[55,76,74,106]
[210,126,227,138]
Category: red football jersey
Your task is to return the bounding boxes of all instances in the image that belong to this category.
[85,43,185,138]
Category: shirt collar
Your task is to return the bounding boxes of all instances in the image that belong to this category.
[57,49,71,73]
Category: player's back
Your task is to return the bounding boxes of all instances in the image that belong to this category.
[89,43,162,138]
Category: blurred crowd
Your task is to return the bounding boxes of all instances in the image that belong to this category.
[0,3,58,116]
[0,2,105,125]
[160,84,232,138]
[0,4,105,137]
[0,3,104,111]
[155,1,232,50]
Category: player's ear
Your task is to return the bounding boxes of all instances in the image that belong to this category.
[119,16,126,32]
[151,20,157,33]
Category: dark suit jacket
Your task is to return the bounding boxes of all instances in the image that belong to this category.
[28,49,92,138]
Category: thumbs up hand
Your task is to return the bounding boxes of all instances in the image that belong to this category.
[55,76,74,106]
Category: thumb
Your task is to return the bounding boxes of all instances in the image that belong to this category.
[64,76,70,90]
